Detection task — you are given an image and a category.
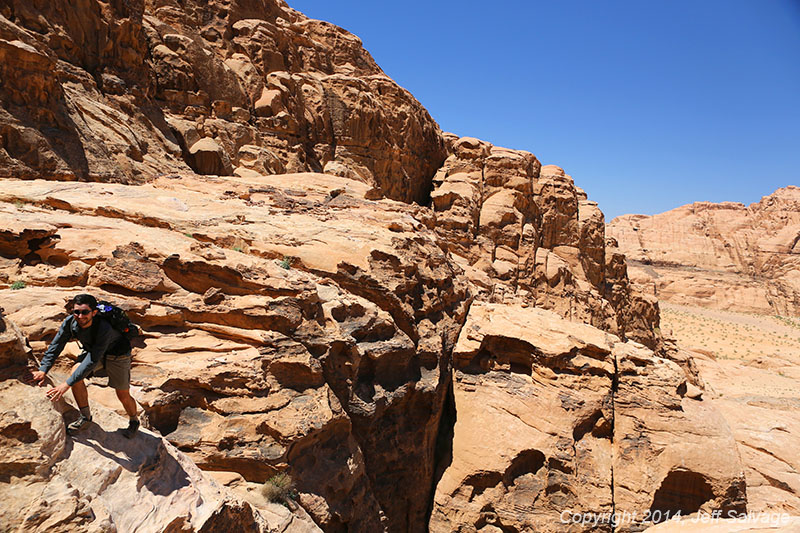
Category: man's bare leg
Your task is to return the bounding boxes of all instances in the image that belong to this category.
[116,388,139,438]
[69,362,90,410]
[67,363,92,432]
[71,379,89,408]
[115,389,138,419]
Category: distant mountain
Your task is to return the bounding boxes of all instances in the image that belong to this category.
[608,186,800,316]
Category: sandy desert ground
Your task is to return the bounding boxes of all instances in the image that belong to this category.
[661,302,800,392]
[658,302,800,520]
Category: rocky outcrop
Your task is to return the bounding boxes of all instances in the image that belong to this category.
[0,0,445,202]
[0,303,28,372]
[688,345,800,516]
[428,135,661,349]
[607,186,800,317]
[0,172,468,532]
[428,303,745,533]
[2,1,782,531]
[0,159,761,533]
[641,340,800,531]
[0,311,320,533]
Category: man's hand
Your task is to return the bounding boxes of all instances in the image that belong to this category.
[46,382,70,402]
[30,370,47,385]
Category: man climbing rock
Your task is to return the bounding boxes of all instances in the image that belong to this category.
[30,294,140,438]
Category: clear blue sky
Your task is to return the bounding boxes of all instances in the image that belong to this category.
[289,1,800,220]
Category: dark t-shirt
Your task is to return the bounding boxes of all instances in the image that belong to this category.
[39,316,128,386]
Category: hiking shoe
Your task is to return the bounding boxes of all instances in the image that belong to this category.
[120,419,140,439]
[67,414,92,434]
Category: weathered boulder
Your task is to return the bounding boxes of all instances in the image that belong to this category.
[188,137,233,176]
[0,307,28,375]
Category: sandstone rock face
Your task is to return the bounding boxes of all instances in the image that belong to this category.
[1,1,778,532]
[607,186,800,317]
[0,312,319,533]
[189,137,233,176]
[429,136,661,349]
[0,305,28,372]
[612,340,747,525]
[429,303,746,533]
[0,0,445,202]
[0,172,468,532]
[1,168,760,533]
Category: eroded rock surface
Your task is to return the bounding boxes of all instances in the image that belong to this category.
[0,172,468,532]
[686,347,800,517]
[429,303,746,533]
[607,186,800,317]
[0,312,319,533]
[0,0,444,203]
[429,136,661,349]
[1,1,787,531]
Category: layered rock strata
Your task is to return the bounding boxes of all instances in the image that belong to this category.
[697,355,800,516]
[0,0,772,531]
[0,0,444,203]
[0,173,468,532]
[1,169,719,533]
[428,303,745,533]
[608,186,800,317]
[428,135,661,349]
[0,311,320,533]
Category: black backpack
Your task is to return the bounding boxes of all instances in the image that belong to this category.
[96,300,140,340]
[69,300,139,363]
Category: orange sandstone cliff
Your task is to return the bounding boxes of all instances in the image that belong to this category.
[607,186,800,317]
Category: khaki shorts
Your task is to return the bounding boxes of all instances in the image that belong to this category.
[104,353,132,390]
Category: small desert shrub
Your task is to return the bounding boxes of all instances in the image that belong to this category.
[279,256,293,270]
[10,280,26,290]
[261,472,295,504]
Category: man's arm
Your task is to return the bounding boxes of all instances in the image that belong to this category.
[65,322,118,386]
[38,317,73,374]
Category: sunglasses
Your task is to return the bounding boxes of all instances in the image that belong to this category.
[72,309,93,316]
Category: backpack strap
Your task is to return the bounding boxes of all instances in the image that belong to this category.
[68,315,82,347]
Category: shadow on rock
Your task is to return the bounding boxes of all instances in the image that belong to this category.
[67,414,191,497]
